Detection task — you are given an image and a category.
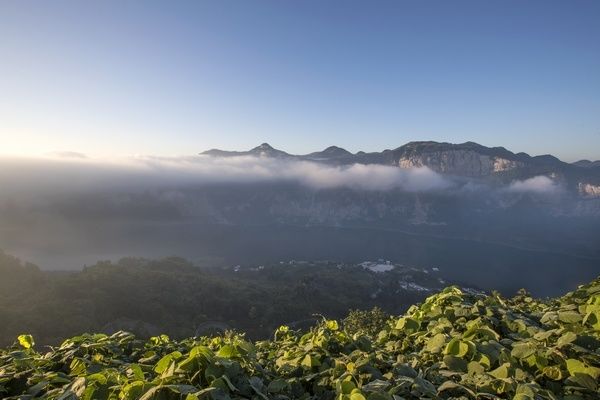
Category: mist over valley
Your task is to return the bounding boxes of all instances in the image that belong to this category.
[2,141,599,297]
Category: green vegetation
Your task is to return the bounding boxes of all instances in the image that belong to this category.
[1,276,599,399]
[342,308,390,337]
[0,251,443,346]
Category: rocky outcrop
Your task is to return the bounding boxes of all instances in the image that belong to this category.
[397,150,522,176]
[578,182,600,198]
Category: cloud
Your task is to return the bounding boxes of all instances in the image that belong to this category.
[0,154,452,195]
[247,158,451,191]
[506,176,560,194]
[47,151,88,159]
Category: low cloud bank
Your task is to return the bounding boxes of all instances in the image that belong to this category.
[507,176,560,194]
[0,155,568,201]
[134,155,452,191]
[0,154,451,195]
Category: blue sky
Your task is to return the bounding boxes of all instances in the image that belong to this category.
[1,0,599,161]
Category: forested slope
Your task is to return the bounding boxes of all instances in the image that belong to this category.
[0,251,445,346]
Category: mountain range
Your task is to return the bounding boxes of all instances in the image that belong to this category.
[573,159,600,168]
[202,141,600,196]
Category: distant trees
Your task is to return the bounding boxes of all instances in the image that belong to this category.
[0,252,433,346]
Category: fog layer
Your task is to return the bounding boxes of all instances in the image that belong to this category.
[0,154,598,298]
[0,154,451,196]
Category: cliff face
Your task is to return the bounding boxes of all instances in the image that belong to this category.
[578,182,600,198]
[396,149,523,176]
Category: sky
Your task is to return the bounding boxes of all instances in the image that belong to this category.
[1,0,599,161]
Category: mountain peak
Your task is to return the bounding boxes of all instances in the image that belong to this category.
[252,143,274,151]
[304,145,353,162]
[320,146,352,157]
[248,143,291,158]
[200,142,285,158]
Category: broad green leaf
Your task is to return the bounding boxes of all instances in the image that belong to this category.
[444,338,469,357]
[568,373,598,390]
[511,342,536,359]
[154,351,182,374]
[556,331,577,347]
[425,333,446,353]
[337,380,356,395]
[17,334,34,349]
[566,359,586,376]
[443,355,467,372]
[467,361,485,375]
[489,363,511,379]
[301,354,320,368]
[566,359,600,379]
[216,345,238,358]
[395,317,420,333]
[558,311,582,324]
[514,384,535,399]
[267,379,287,393]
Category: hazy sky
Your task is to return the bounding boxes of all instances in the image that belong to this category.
[1,1,599,161]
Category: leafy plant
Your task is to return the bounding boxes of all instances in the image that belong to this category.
[1,276,599,399]
[343,307,390,336]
